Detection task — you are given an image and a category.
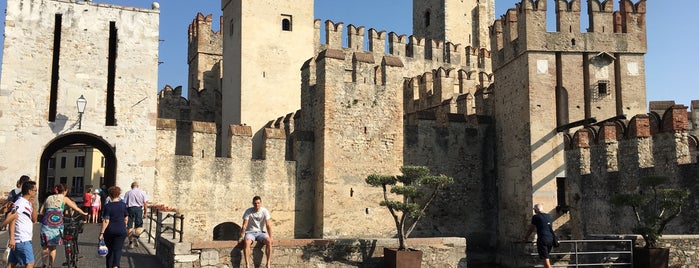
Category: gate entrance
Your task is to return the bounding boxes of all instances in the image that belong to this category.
[38,132,117,202]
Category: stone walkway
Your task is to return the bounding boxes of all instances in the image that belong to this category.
[0,222,162,268]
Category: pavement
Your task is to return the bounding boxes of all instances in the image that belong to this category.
[0,222,162,268]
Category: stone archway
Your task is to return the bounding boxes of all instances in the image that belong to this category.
[38,132,117,203]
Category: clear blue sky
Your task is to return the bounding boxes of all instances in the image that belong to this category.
[0,0,695,106]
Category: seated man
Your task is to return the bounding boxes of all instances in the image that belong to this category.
[239,196,273,268]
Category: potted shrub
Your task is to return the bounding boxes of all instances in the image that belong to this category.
[611,175,690,268]
[365,166,454,268]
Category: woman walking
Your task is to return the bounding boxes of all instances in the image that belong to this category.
[39,184,88,268]
[99,186,128,268]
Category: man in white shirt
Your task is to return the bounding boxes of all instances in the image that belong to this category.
[239,196,273,268]
[124,181,148,248]
[6,180,38,268]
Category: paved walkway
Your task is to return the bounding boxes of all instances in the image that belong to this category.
[0,222,162,268]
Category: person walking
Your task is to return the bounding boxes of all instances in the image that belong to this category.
[38,184,88,268]
[99,186,128,268]
[523,203,555,268]
[123,181,148,249]
[91,189,101,224]
[83,187,93,223]
[239,196,273,268]
[6,180,39,268]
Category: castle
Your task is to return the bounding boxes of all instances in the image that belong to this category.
[1,0,697,266]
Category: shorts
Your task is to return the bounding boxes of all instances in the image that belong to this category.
[244,231,270,242]
[127,206,144,229]
[92,206,100,215]
[537,238,553,259]
[8,241,35,265]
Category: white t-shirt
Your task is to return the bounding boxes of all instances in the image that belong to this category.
[242,207,271,233]
[12,197,33,242]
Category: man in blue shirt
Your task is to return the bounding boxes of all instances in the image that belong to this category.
[523,203,554,268]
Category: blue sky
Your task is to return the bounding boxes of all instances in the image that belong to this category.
[0,0,695,106]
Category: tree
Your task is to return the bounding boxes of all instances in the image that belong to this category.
[365,166,454,250]
[611,175,690,248]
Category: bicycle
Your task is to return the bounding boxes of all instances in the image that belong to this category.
[62,210,85,268]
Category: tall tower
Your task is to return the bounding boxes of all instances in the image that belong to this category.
[413,0,495,49]
[489,1,647,266]
[221,0,314,157]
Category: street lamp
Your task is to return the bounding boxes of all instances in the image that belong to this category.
[76,95,87,129]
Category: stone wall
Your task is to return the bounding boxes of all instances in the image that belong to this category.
[157,237,466,268]
[0,0,160,193]
[565,106,699,239]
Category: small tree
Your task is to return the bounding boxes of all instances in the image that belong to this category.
[611,175,690,248]
[365,166,454,250]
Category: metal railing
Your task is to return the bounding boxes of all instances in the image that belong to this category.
[525,239,633,267]
[145,207,185,248]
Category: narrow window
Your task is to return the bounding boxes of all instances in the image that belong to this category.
[229,20,235,36]
[74,156,85,168]
[556,177,568,213]
[48,158,56,169]
[60,177,67,185]
[598,80,609,96]
[60,157,66,169]
[281,15,292,31]
[106,21,117,126]
[101,156,105,168]
[424,11,431,27]
[49,14,63,122]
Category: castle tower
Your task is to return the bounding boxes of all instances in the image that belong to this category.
[413,0,495,49]
[489,0,647,265]
[221,0,314,158]
[0,0,159,196]
[187,13,223,123]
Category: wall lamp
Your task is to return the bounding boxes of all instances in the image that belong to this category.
[76,95,87,129]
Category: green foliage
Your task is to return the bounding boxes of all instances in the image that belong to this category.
[365,166,454,250]
[612,176,690,248]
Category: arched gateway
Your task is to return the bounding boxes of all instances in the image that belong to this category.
[38,132,117,202]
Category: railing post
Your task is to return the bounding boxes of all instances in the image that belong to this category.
[179,214,184,242]
[172,213,177,239]
[147,207,154,244]
[155,209,162,250]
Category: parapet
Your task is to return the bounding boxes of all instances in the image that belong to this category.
[155,117,292,162]
[490,0,646,67]
[316,19,492,68]
[565,104,698,176]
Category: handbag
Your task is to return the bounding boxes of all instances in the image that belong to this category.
[97,238,108,257]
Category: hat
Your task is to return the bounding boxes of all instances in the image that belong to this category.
[94,189,100,194]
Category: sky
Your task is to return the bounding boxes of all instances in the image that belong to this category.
[0,0,695,107]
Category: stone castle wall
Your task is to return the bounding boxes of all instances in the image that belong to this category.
[565,105,699,239]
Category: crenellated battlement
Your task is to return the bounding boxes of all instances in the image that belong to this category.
[565,104,698,177]
[490,0,646,68]
[155,118,291,162]
[316,19,492,70]
[188,13,223,63]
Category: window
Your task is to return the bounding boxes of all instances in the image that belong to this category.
[59,177,67,185]
[74,156,85,168]
[72,176,84,195]
[48,158,56,169]
[424,11,430,27]
[281,14,292,31]
[598,81,609,96]
[60,157,66,169]
[101,156,105,168]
